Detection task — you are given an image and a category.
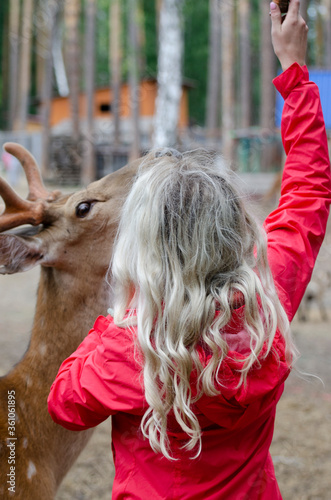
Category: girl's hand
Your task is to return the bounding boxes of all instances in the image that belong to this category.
[270,0,308,71]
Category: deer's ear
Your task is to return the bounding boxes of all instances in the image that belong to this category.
[0,234,45,274]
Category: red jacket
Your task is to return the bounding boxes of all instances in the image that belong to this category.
[48,64,331,500]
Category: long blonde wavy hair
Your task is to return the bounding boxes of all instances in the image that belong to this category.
[110,149,295,459]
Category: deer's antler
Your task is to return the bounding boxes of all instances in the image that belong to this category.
[0,143,61,232]
[3,142,59,202]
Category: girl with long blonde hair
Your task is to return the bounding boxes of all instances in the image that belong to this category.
[49,2,331,498]
[110,149,294,459]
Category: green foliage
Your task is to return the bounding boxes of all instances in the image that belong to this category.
[95,0,208,124]
[141,0,157,77]
[96,0,111,88]
[0,0,325,131]
[183,0,209,125]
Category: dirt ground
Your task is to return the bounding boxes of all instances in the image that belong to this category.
[1,178,331,499]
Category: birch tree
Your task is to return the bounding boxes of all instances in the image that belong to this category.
[206,0,221,142]
[52,16,70,97]
[153,0,184,148]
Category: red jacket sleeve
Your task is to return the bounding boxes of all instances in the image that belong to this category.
[264,63,331,321]
[47,316,145,430]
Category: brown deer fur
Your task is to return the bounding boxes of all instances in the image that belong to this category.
[0,149,142,499]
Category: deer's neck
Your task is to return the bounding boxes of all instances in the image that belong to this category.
[1,267,107,493]
[20,266,110,379]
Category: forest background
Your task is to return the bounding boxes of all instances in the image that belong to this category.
[0,0,330,183]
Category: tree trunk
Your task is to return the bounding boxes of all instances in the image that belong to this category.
[35,0,48,107]
[8,0,20,130]
[128,0,140,160]
[110,0,121,147]
[40,0,57,178]
[64,0,81,144]
[156,0,162,29]
[325,0,331,68]
[206,0,221,143]
[83,0,96,185]
[316,9,324,67]
[52,13,70,97]
[220,1,235,161]
[137,2,147,74]
[1,1,10,130]
[300,0,309,22]
[16,0,34,131]
[153,0,183,149]
[260,0,276,130]
[239,0,251,128]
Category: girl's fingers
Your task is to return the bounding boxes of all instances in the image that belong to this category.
[270,2,282,28]
[286,0,301,19]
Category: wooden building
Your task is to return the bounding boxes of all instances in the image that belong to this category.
[49,79,190,129]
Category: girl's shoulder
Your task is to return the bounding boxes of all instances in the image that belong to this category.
[91,312,143,366]
[92,311,136,338]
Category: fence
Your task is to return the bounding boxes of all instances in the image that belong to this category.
[0,131,42,165]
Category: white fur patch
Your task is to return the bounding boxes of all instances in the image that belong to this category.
[38,343,47,356]
[23,438,28,449]
[27,461,37,480]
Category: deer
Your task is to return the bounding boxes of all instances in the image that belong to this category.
[0,142,140,499]
[297,269,331,322]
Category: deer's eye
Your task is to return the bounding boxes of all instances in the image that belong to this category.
[76,202,92,218]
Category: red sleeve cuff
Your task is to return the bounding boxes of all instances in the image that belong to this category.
[273,63,309,99]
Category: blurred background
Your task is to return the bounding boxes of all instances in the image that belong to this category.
[1,2,331,499]
[0,0,330,190]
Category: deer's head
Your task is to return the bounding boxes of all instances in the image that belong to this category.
[0,143,140,277]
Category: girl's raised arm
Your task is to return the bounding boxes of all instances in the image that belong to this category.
[264,0,331,320]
